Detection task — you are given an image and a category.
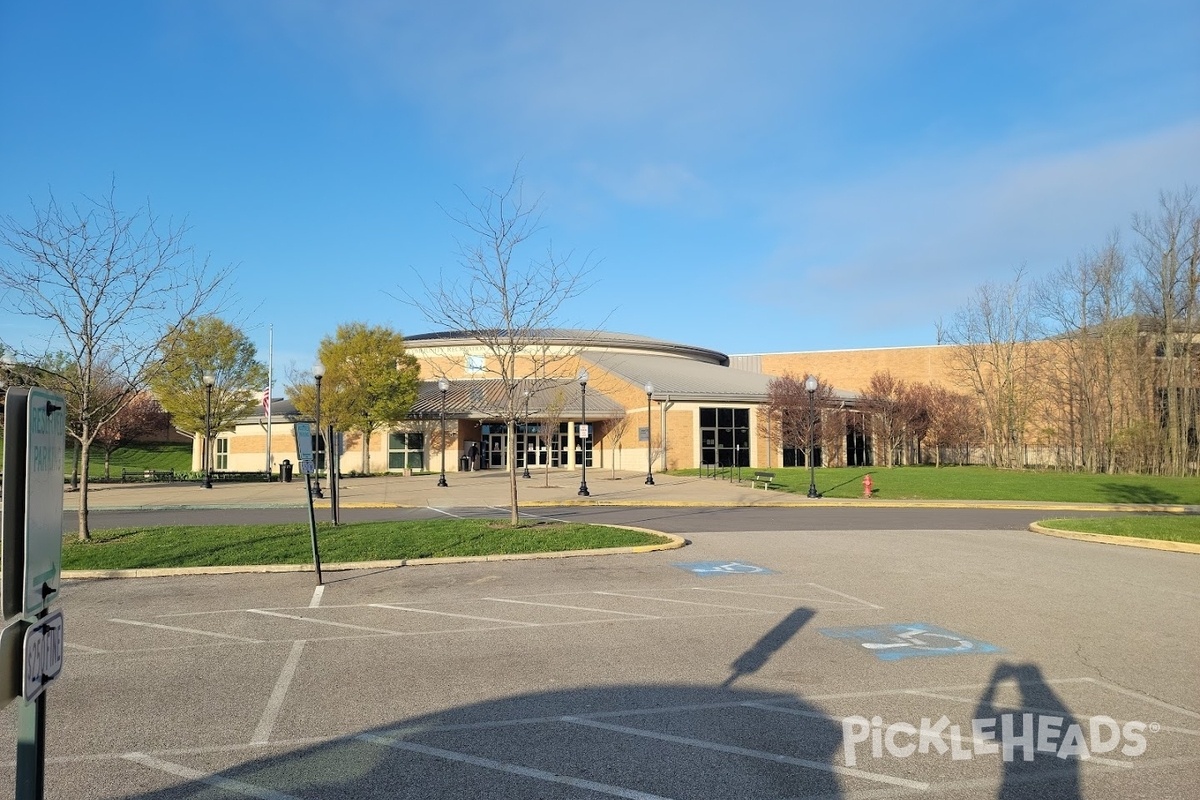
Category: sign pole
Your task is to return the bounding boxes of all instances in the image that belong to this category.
[15,613,46,799]
[4,386,67,800]
[305,473,323,585]
[293,422,323,585]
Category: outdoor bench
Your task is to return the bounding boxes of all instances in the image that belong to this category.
[750,471,777,490]
[121,469,175,483]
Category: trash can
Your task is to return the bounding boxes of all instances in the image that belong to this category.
[280,459,293,483]
[459,455,470,472]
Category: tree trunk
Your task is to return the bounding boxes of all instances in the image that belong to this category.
[507,420,519,525]
[76,440,92,541]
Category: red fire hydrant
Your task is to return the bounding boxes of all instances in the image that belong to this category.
[862,474,873,498]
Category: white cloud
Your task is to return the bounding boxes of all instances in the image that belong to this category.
[748,120,1200,344]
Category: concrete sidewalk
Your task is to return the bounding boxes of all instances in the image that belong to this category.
[61,467,1186,513]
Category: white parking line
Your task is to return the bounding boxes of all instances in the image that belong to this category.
[111,618,263,643]
[64,641,107,654]
[1087,677,1200,720]
[563,717,929,790]
[425,506,464,518]
[247,609,398,635]
[251,640,306,745]
[593,591,766,613]
[123,752,301,800]
[359,733,678,800]
[309,585,325,608]
[484,597,660,619]
[805,583,885,610]
[371,603,539,627]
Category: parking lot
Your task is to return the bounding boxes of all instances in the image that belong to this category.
[1,507,1197,798]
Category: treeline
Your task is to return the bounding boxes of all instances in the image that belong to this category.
[768,187,1199,475]
[940,187,1199,474]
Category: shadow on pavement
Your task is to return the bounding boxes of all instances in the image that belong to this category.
[118,686,846,799]
[973,662,1082,800]
[118,607,848,799]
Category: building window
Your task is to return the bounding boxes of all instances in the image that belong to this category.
[215,438,229,470]
[388,432,425,470]
[700,407,750,467]
[466,354,485,374]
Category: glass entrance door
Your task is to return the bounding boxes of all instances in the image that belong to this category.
[484,431,507,469]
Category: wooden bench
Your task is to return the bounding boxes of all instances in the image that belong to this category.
[750,471,777,490]
[121,469,175,483]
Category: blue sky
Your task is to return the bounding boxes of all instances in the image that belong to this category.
[2,1,1197,388]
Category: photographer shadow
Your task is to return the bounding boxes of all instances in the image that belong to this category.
[973,662,1082,800]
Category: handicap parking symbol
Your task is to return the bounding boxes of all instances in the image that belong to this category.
[674,561,774,576]
[819,622,1001,661]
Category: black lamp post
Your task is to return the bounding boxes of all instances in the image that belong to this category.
[437,377,449,487]
[202,373,215,489]
[805,374,821,498]
[644,382,655,485]
[312,362,325,498]
[577,369,590,496]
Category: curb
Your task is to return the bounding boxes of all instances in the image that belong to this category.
[1028,523,1200,554]
[61,531,688,580]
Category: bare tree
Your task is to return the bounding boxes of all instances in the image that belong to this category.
[938,269,1044,468]
[767,373,835,467]
[0,184,228,539]
[534,387,569,487]
[407,168,596,524]
[1037,236,1136,472]
[605,413,631,478]
[925,385,981,466]
[1132,187,1200,475]
[859,371,908,467]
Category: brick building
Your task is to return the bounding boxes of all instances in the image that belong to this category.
[196,330,963,477]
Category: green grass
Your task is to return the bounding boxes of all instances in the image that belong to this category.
[1038,516,1200,544]
[679,465,1200,505]
[81,442,192,478]
[1,439,192,479]
[62,519,671,570]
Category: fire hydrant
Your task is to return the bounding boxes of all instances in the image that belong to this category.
[862,473,873,498]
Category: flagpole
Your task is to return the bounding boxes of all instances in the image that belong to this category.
[266,324,273,478]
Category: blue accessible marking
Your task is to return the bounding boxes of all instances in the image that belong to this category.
[818,622,1002,662]
[673,561,774,576]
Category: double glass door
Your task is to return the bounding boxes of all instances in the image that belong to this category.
[481,423,580,469]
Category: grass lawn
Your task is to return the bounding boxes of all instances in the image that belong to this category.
[81,442,192,478]
[1,440,192,479]
[1037,515,1200,545]
[62,518,671,570]
[680,465,1200,505]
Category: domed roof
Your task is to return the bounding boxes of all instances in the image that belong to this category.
[405,329,729,366]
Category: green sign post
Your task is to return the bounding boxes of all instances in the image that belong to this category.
[2,386,67,800]
[294,422,323,584]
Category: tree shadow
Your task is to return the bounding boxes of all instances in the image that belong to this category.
[1096,483,1179,504]
[116,609,848,799]
[973,662,1082,800]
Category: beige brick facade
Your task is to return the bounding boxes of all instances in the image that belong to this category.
[199,333,994,476]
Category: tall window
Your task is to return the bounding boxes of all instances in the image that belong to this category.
[700,407,750,467]
[215,437,229,470]
[388,431,425,470]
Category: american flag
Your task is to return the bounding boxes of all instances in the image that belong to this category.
[261,388,271,417]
